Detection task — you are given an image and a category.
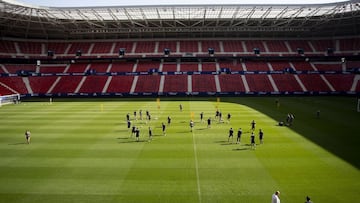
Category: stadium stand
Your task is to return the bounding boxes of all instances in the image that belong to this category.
[245,74,274,92]
[106,76,134,94]
[0,0,359,97]
[134,75,161,93]
[192,75,217,93]
[163,75,188,93]
[218,74,246,93]
[271,74,304,93]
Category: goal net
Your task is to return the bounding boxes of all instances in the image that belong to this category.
[0,94,20,107]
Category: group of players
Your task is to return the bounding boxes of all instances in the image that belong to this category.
[125,105,264,149]
[227,120,264,150]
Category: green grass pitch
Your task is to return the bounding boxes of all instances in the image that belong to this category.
[0,96,359,203]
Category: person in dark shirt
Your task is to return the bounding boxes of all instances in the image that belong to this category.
[305,196,313,203]
[135,127,140,142]
[227,113,231,123]
[127,120,131,130]
[167,116,171,125]
[250,132,256,149]
[200,112,204,122]
[259,129,264,144]
[162,122,166,136]
[146,110,150,119]
[148,127,153,142]
[251,120,256,131]
[236,128,242,144]
[126,113,130,121]
[207,117,212,128]
[228,128,234,143]
[131,126,136,137]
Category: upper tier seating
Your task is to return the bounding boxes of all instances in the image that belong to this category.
[162,63,178,72]
[218,61,243,71]
[0,37,358,59]
[135,41,156,53]
[287,40,313,54]
[180,41,199,53]
[39,65,67,73]
[158,41,178,54]
[222,40,244,52]
[91,42,114,54]
[66,63,89,73]
[45,42,69,55]
[111,62,135,72]
[269,62,292,71]
[266,41,289,53]
[244,61,269,71]
[201,63,217,72]
[136,61,160,72]
[17,41,42,55]
[5,64,37,74]
[180,63,199,72]
[314,63,343,71]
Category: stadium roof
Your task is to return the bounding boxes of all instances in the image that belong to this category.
[0,0,359,39]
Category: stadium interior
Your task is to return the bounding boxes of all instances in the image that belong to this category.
[0,0,360,97]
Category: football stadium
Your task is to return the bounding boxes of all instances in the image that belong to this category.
[0,0,359,202]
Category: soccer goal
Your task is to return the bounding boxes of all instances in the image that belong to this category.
[0,94,20,107]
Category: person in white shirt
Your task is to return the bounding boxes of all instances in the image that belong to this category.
[25,130,31,144]
[272,191,280,203]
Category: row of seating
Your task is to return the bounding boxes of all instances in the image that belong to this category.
[0,73,358,95]
[0,61,348,74]
[0,38,359,57]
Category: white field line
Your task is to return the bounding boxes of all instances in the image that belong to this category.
[192,131,202,203]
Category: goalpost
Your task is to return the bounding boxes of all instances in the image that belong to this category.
[0,94,20,107]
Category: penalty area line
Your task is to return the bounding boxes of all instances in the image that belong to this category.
[192,131,202,203]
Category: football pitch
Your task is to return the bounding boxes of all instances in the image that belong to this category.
[0,96,359,203]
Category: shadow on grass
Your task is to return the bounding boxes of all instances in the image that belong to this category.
[222,96,360,169]
[8,142,27,145]
[118,139,147,143]
[114,130,129,133]
[221,142,236,146]
[214,140,227,143]
[195,128,208,131]
[232,148,250,151]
